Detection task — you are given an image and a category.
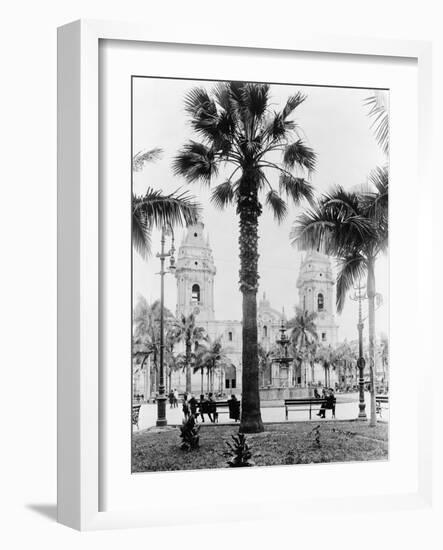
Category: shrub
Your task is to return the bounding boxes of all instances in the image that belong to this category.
[179,414,200,451]
[225,433,255,467]
[310,424,321,448]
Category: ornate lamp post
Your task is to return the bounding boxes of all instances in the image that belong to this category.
[350,280,367,420]
[155,225,176,427]
[274,319,294,387]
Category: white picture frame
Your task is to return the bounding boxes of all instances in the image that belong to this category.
[57,19,433,531]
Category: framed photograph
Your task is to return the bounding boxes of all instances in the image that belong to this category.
[57,19,433,530]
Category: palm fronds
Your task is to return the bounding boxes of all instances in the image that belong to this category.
[210,180,237,209]
[283,140,317,172]
[132,188,201,258]
[279,173,314,206]
[265,189,288,222]
[172,141,218,184]
[364,92,389,155]
[336,253,367,313]
[132,147,163,172]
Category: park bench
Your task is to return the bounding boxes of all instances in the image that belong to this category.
[195,400,240,422]
[284,398,335,420]
[132,403,141,429]
[375,395,389,417]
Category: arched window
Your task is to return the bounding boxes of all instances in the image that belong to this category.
[263,325,268,338]
[228,331,233,341]
[191,284,200,304]
[317,293,324,311]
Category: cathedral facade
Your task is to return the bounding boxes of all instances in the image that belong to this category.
[169,222,339,395]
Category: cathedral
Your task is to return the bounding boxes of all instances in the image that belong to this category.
[169,221,339,394]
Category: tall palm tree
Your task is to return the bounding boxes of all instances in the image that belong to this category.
[194,336,232,393]
[287,309,318,386]
[291,170,388,426]
[132,148,201,258]
[172,313,207,393]
[173,82,316,432]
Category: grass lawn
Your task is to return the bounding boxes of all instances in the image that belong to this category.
[132,421,388,472]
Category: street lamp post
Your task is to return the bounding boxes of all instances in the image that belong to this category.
[155,225,176,427]
[351,281,367,420]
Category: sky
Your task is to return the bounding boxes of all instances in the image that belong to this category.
[132,77,389,341]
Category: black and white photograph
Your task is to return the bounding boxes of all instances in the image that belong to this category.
[131,77,389,472]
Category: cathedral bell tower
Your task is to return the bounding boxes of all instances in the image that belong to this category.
[296,250,339,345]
[175,222,216,322]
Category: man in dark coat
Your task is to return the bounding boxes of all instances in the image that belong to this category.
[188,395,198,418]
[228,394,240,422]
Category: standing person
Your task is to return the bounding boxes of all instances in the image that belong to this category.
[207,392,217,423]
[168,390,174,409]
[314,388,320,399]
[199,394,208,423]
[182,393,190,420]
[173,388,179,408]
[228,394,240,422]
[189,394,198,419]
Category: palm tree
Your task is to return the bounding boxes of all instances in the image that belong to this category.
[291,170,388,426]
[194,336,232,394]
[257,343,277,387]
[165,350,187,394]
[287,309,318,386]
[172,313,207,393]
[132,147,201,258]
[173,82,316,432]
[316,345,336,387]
[133,295,175,395]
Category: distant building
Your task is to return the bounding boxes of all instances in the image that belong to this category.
[296,250,339,345]
[166,222,340,395]
[173,222,284,394]
[133,225,389,398]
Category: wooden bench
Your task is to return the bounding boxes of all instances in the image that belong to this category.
[375,395,389,417]
[284,398,335,420]
[132,404,141,429]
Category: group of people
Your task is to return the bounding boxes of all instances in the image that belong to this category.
[181,393,241,423]
[313,387,336,418]
[168,388,179,408]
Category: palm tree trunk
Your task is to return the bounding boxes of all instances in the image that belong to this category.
[238,184,264,433]
[367,257,377,427]
[185,340,192,393]
[200,369,203,395]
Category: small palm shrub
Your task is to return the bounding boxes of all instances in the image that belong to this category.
[225,433,255,467]
[179,414,200,451]
[310,424,321,448]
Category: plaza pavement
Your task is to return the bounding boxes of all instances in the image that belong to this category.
[135,391,388,431]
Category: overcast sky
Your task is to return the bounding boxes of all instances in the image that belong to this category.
[132,77,388,341]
